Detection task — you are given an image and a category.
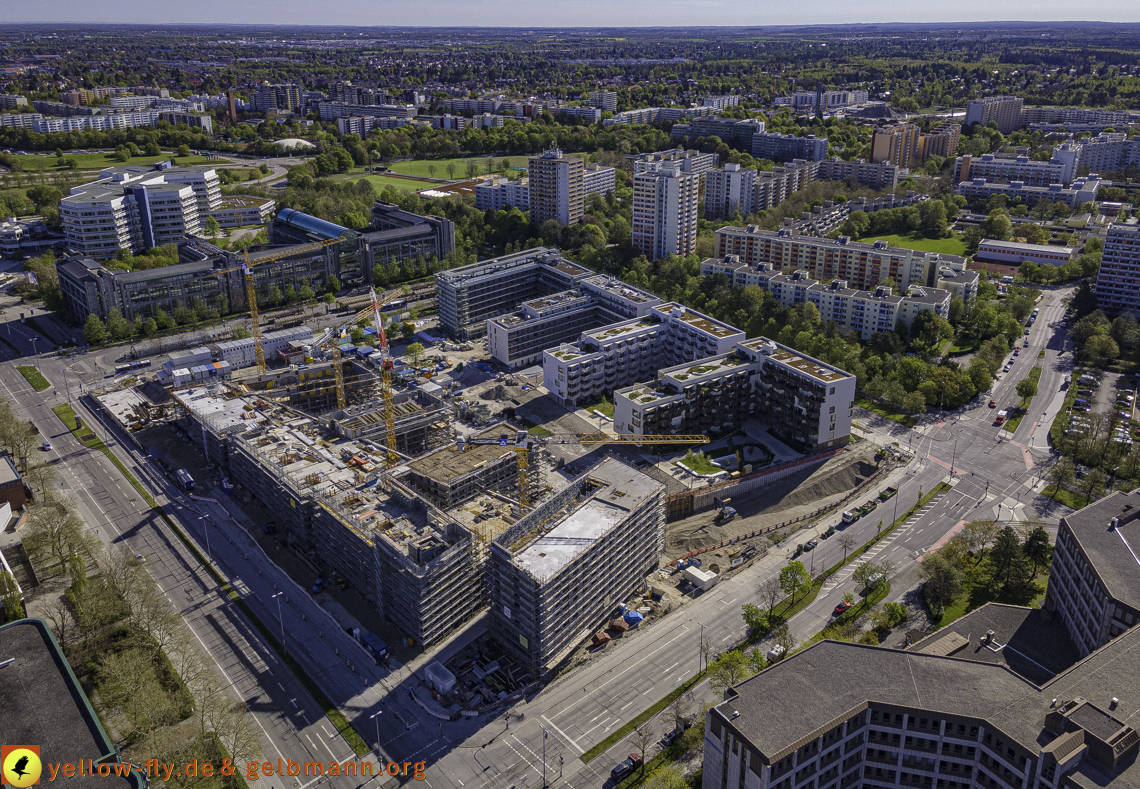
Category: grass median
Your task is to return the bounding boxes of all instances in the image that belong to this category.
[17,365,50,391]
[581,674,701,764]
[52,402,372,756]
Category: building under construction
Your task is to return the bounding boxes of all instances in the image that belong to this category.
[172,384,275,470]
[235,355,380,413]
[313,472,482,647]
[331,389,454,456]
[487,458,666,676]
[405,425,541,509]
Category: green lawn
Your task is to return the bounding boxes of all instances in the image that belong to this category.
[679,451,720,475]
[16,365,50,391]
[386,155,533,180]
[15,152,217,170]
[863,233,967,257]
[350,174,438,192]
[854,396,918,428]
[1041,483,1089,510]
[947,336,982,356]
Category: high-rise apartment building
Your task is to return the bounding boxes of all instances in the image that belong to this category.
[956,176,1103,209]
[632,149,721,179]
[705,163,758,219]
[528,147,585,226]
[253,82,302,113]
[751,132,829,163]
[1094,223,1140,314]
[632,163,700,259]
[916,122,961,161]
[487,458,665,677]
[964,95,1024,134]
[815,158,901,189]
[474,176,531,212]
[953,146,1083,187]
[588,90,618,112]
[870,123,919,168]
[755,160,816,211]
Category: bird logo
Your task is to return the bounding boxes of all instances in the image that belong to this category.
[1,746,41,787]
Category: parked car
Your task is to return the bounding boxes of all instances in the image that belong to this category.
[661,726,685,747]
[610,753,643,781]
[833,601,853,616]
[312,579,327,593]
[41,441,51,451]
[804,538,819,550]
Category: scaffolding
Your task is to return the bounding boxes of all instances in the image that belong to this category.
[331,389,454,456]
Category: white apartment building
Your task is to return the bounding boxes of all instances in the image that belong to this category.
[954,146,1082,187]
[705,163,757,220]
[614,336,856,450]
[528,147,585,226]
[631,149,720,179]
[957,176,1104,209]
[1077,133,1140,174]
[543,302,744,407]
[964,95,1024,133]
[588,90,618,112]
[755,160,816,211]
[474,176,530,212]
[1095,223,1140,314]
[583,163,617,197]
[702,95,742,109]
[977,239,1074,267]
[632,163,700,259]
[781,88,870,111]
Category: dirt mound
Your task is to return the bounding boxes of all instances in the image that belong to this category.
[665,446,880,556]
[479,384,526,402]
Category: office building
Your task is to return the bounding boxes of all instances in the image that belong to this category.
[614,336,856,450]
[632,163,700,259]
[487,458,666,676]
[714,226,976,298]
[1094,223,1140,314]
[977,240,1074,267]
[253,82,302,113]
[270,208,363,286]
[953,149,1082,188]
[703,95,742,109]
[755,160,817,211]
[543,302,745,408]
[701,256,951,340]
[632,149,721,179]
[588,90,618,112]
[956,176,1104,209]
[1044,492,1140,656]
[358,201,456,276]
[964,95,1025,134]
[487,275,661,369]
[0,453,27,511]
[208,195,275,228]
[474,176,530,212]
[435,248,592,340]
[0,215,65,258]
[751,133,829,163]
[705,163,758,219]
[816,158,901,190]
[916,122,961,161]
[528,147,585,226]
[317,102,418,122]
[870,123,919,168]
[57,255,229,324]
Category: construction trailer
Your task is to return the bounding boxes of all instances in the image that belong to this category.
[486,458,666,677]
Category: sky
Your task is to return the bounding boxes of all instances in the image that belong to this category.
[10,0,1140,27]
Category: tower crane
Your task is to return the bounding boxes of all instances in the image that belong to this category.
[323,288,405,423]
[214,237,342,374]
[457,430,710,512]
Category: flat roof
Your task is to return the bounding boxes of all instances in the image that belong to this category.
[743,337,851,383]
[173,385,267,435]
[0,454,20,485]
[980,239,1074,255]
[407,426,515,484]
[1061,492,1140,610]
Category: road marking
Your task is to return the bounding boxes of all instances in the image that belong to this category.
[620,699,636,711]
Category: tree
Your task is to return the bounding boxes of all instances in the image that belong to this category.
[1023,526,1052,579]
[667,690,694,732]
[406,341,426,368]
[232,326,251,340]
[297,284,315,301]
[24,502,90,571]
[759,576,783,615]
[204,216,223,239]
[1016,375,1038,400]
[26,184,62,210]
[155,308,176,330]
[446,162,457,180]
[643,766,688,789]
[778,561,811,604]
[106,308,131,341]
[919,200,948,236]
[83,313,107,344]
[631,724,655,776]
[427,164,437,179]
[772,622,796,655]
[1083,468,1106,505]
[0,569,24,621]
[901,391,928,415]
[708,650,749,692]
[919,550,964,611]
[837,533,855,563]
[853,560,888,591]
[177,144,192,157]
[327,276,341,294]
[960,519,1000,562]
[265,284,283,307]
[988,526,1029,592]
[142,317,158,336]
[1047,457,1076,498]
[42,596,76,645]
[741,603,769,636]
[24,458,56,500]
[465,160,479,179]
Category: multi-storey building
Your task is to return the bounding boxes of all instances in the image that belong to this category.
[957,176,1104,209]
[1076,133,1140,175]
[678,117,766,148]
[632,149,721,179]
[317,102,418,121]
[713,226,976,299]
[29,111,163,134]
[779,88,870,111]
[474,176,531,212]
[755,160,816,211]
[705,163,758,220]
[1044,492,1140,657]
[487,458,665,676]
[269,208,363,286]
[954,148,1082,188]
[583,163,617,197]
[405,425,534,509]
[435,248,592,339]
[0,94,29,109]
[703,95,742,109]
[487,275,661,369]
[701,256,950,339]
[0,216,64,258]
[871,123,920,168]
[916,122,961,161]
[358,201,456,276]
[751,133,829,163]
[57,255,229,323]
[529,147,585,226]
[253,82,303,113]
[544,302,744,408]
[1020,106,1132,127]
[977,240,1074,268]
[964,95,1025,133]
[614,336,856,450]
[1094,223,1140,314]
[815,158,901,190]
[588,90,618,112]
[208,195,275,228]
[632,163,700,259]
[0,113,42,129]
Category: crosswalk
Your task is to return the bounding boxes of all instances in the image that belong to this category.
[821,496,944,593]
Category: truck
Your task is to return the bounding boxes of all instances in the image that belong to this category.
[350,627,389,663]
[842,509,858,525]
[858,499,879,517]
[879,486,898,501]
[175,469,195,491]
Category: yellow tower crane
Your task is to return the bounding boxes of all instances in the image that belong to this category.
[215,237,341,373]
[457,430,710,512]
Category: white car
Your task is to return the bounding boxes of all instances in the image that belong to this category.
[42,441,52,451]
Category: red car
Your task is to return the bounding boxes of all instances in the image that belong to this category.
[833,601,853,616]
[989,400,997,408]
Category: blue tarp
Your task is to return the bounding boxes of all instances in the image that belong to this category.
[623,611,644,625]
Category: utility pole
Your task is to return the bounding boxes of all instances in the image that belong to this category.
[272,592,286,655]
[697,621,707,676]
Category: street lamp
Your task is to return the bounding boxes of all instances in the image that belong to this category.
[540,726,550,789]
[370,710,383,759]
[950,435,959,478]
[198,516,212,564]
[271,592,286,655]
[696,621,707,676]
